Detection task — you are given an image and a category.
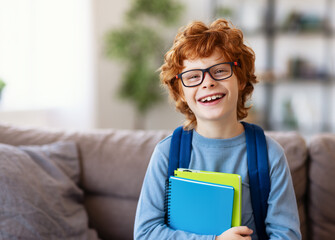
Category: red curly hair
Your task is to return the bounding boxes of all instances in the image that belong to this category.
[160,19,258,129]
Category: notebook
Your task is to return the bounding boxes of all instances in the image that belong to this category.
[167,176,234,235]
[175,168,242,227]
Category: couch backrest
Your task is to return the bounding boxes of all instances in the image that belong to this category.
[0,124,169,240]
[0,124,310,240]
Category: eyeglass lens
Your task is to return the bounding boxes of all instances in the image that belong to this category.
[181,63,232,87]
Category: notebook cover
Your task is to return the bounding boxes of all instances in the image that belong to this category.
[175,168,242,227]
[167,176,234,235]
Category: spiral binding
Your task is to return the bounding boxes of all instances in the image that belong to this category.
[164,178,172,225]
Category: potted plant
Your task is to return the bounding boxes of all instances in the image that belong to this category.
[105,0,183,129]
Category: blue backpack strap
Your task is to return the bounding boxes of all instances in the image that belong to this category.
[168,126,193,178]
[179,127,193,169]
[168,126,182,178]
[241,121,270,240]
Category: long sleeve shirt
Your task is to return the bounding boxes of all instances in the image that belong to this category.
[134,130,301,240]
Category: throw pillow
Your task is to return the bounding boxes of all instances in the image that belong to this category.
[0,141,99,240]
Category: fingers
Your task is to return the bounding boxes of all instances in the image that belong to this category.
[231,226,253,236]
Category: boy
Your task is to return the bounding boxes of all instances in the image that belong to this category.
[134,19,301,240]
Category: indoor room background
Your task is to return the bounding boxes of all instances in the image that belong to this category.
[0,0,334,138]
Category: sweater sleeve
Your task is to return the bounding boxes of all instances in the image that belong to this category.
[134,139,215,240]
[265,137,302,240]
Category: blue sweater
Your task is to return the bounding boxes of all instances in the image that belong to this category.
[134,130,301,240]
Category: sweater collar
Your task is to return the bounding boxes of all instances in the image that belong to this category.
[192,129,246,148]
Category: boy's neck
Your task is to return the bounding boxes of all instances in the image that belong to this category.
[195,120,244,139]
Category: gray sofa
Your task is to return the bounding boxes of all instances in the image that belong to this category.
[0,123,334,240]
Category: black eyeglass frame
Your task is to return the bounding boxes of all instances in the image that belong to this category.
[176,61,241,87]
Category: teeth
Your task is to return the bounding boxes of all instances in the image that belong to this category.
[200,94,224,102]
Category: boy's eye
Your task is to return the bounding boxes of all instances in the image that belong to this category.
[215,69,227,73]
[184,72,202,81]
[189,75,200,80]
[212,66,230,78]
[214,67,228,74]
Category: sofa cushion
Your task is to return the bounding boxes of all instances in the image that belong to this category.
[0,124,169,199]
[267,132,308,240]
[0,141,99,240]
[84,195,138,240]
[308,134,335,239]
[76,130,169,240]
[0,124,170,240]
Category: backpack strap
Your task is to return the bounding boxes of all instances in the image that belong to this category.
[167,126,193,178]
[241,121,270,240]
[165,126,193,225]
[167,123,269,240]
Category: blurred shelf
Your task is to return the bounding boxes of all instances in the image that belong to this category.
[274,77,335,84]
[258,79,335,87]
[244,29,335,38]
[216,0,335,132]
[255,78,335,96]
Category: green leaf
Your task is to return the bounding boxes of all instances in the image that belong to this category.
[119,62,163,113]
[0,78,6,91]
[105,25,163,60]
[128,0,184,25]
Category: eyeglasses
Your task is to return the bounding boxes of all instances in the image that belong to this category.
[176,62,240,87]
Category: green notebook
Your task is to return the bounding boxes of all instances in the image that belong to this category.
[175,168,242,227]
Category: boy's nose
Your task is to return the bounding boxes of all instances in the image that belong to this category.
[202,72,217,88]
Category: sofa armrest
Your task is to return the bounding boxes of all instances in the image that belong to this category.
[308,134,335,240]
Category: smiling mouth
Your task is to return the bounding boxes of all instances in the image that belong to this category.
[199,94,226,103]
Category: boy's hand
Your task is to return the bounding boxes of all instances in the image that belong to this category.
[215,226,253,240]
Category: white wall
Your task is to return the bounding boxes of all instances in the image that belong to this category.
[0,0,95,130]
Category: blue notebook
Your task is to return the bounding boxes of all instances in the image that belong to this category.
[167,176,234,235]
